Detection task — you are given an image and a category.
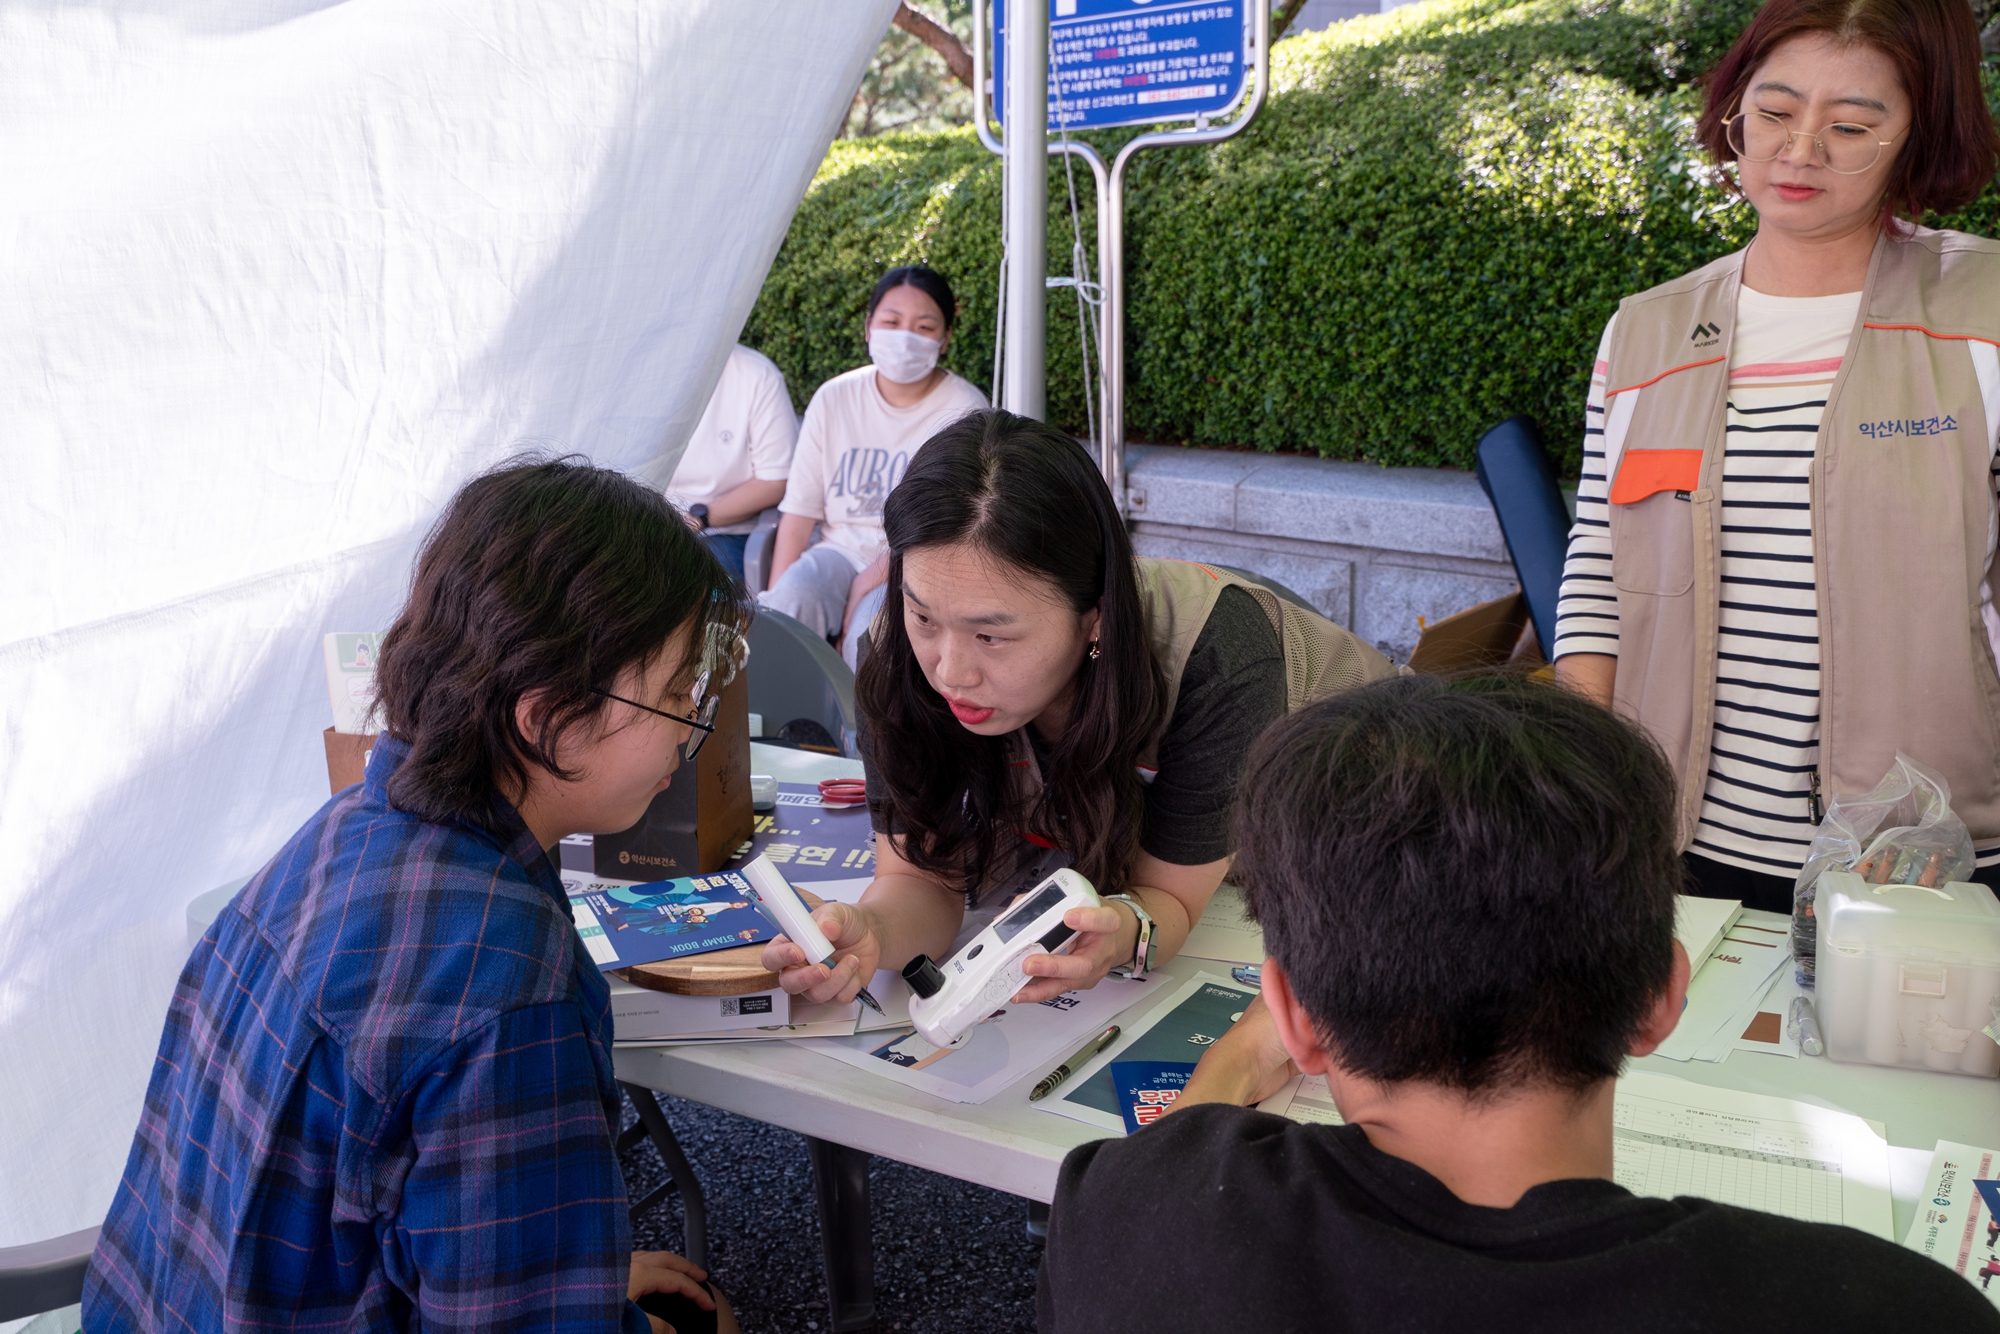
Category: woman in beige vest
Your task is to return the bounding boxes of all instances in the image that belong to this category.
[760,409,1389,1005]
[1553,0,2000,913]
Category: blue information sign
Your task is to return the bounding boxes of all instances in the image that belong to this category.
[993,0,1249,132]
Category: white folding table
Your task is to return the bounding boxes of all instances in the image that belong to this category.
[619,742,2000,1330]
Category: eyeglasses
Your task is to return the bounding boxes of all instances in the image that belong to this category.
[1725,106,1901,176]
[591,687,719,760]
[591,619,747,762]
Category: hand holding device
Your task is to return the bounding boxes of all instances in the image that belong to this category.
[901,868,1103,1047]
[741,854,884,1013]
[1010,895,1142,1004]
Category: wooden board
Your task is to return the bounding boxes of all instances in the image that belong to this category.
[615,888,826,997]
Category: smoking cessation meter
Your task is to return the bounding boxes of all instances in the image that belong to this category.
[900,868,1101,1048]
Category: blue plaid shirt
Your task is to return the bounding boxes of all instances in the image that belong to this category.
[85,736,650,1334]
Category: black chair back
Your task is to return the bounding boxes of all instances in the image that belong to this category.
[1473,416,1571,656]
[745,608,857,757]
[0,1225,98,1322]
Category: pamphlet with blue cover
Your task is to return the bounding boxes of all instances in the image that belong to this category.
[1110,1061,1197,1134]
[1041,972,1259,1132]
[723,783,878,884]
[567,870,777,971]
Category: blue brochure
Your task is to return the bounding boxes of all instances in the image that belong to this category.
[1110,1060,1198,1134]
[723,783,878,883]
[1065,979,1256,1119]
[568,870,777,971]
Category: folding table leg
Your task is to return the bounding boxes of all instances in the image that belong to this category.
[806,1137,875,1332]
[622,1083,709,1271]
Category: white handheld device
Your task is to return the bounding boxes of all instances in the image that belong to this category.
[902,868,1101,1048]
[740,853,883,1014]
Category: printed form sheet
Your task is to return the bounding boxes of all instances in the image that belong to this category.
[1613,1072,1893,1237]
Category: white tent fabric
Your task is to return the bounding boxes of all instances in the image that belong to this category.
[0,0,896,1245]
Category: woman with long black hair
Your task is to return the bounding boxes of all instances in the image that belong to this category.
[761,410,1392,1004]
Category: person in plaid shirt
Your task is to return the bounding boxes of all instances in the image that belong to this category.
[84,459,745,1334]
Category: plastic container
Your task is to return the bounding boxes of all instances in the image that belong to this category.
[1815,870,2000,1077]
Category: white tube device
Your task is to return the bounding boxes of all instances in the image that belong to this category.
[740,852,884,1013]
[902,868,1101,1048]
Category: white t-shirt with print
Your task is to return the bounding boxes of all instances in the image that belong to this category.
[779,364,988,570]
[666,345,799,536]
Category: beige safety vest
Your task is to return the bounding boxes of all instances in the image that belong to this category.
[1002,557,1394,814]
[1602,226,2000,853]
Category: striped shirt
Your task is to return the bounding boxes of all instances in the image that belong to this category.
[84,734,650,1334]
[1554,290,2000,875]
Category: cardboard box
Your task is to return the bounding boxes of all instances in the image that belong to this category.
[324,726,376,795]
[589,670,754,878]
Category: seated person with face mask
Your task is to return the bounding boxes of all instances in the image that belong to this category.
[758,264,986,667]
[1037,673,1996,1334]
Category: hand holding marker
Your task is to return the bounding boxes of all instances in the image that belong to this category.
[739,853,885,1015]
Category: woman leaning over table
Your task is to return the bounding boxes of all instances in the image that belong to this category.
[761,409,1391,1005]
[1553,0,2000,914]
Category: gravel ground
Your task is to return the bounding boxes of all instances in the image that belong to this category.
[619,1091,1046,1334]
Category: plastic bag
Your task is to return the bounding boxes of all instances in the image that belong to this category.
[1790,752,1974,986]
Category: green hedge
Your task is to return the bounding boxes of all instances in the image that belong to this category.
[743,0,2000,476]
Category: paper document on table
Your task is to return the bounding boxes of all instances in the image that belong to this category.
[1902,1140,2000,1306]
[1258,1072,1345,1126]
[1652,909,1791,1061]
[1179,884,1264,965]
[1675,894,1742,978]
[795,974,1166,1104]
[620,1026,850,1045]
[1613,1071,1893,1237]
[1039,972,1259,1132]
[1723,968,1802,1060]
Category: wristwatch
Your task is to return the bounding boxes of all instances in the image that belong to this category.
[688,503,710,531]
[1103,893,1156,981]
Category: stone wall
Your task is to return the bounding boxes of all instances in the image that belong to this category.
[1121,445,1542,662]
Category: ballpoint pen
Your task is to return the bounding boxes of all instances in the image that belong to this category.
[1029,1025,1121,1101]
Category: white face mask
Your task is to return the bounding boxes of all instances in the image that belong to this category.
[868,327,942,385]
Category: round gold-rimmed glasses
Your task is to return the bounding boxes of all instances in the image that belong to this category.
[1725,105,1902,176]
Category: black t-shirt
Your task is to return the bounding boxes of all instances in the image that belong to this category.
[866,584,1285,869]
[1038,1104,1997,1334]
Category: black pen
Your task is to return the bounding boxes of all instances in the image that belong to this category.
[1029,1025,1121,1101]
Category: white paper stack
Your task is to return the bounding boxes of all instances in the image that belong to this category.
[1675,894,1742,971]
[1180,884,1264,965]
[1904,1140,2000,1307]
[610,978,788,1040]
[1654,908,1793,1062]
[613,971,914,1047]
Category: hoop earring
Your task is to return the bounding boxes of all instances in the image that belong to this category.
[1088,640,1101,661]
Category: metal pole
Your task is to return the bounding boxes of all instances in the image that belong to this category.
[1000,0,1046,420]
[1101,0,1271,507]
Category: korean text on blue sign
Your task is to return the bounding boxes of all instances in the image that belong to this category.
[994,0,1248,132]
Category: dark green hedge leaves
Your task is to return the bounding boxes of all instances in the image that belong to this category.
[741,0,2000,478]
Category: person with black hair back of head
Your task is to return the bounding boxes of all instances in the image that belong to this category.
[87,459,743,1334]
[759,264,986,668]
[1036,673,1999,1334]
